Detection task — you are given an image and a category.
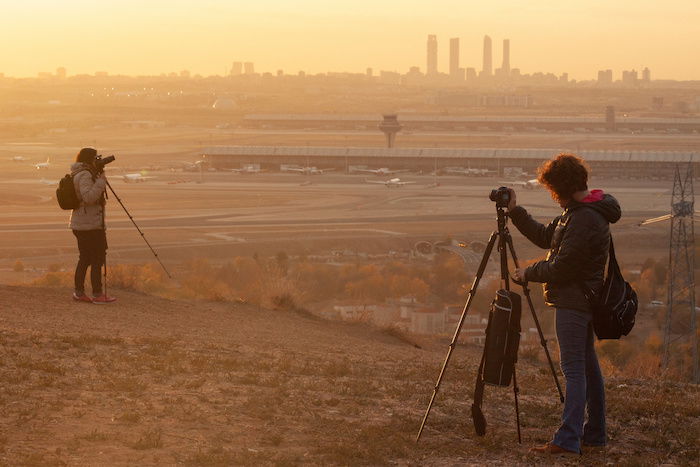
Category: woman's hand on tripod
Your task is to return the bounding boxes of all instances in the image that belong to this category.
[507,188,517,212]
[513,268,526,283]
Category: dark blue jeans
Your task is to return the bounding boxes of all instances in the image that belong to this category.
[552,308,606,453]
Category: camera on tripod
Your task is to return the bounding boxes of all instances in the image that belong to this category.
[416,195,564,444]
[95,154,115,172]
[489,186,511,208]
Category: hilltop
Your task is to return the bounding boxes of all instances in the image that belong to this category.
[0,285,698,465]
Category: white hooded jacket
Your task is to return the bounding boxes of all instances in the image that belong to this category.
[69,162,106,231]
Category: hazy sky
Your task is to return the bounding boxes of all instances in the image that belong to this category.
[2,0,699,80]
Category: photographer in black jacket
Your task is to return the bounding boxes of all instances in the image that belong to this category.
[508,153,621,455]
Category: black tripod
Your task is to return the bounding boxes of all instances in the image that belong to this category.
[416,204,563,442]
[104,179,173,281]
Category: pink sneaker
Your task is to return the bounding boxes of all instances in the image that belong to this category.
[92,294,117,304]
[72,292,93,303]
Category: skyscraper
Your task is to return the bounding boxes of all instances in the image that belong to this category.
[427,35,438,76]
[501,39,510,75]
[231,62,243,76]
[481,35,492,78]
[449,38,460,78]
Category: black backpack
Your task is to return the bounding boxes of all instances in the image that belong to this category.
[56,171,85,210]
[583,239,638,339]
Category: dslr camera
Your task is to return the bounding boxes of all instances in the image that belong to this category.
[489,186,511,208]
[95,154,116,172]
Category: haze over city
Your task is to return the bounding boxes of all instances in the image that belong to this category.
[1,1,699,464]
[2,0,700,79]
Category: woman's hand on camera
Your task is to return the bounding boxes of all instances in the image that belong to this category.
[507,188,517,211]
[513,268,526,283]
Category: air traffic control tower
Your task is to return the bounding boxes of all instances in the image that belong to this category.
[379,114,402,148]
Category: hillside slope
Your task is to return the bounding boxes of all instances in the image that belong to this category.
[0,285,698,465]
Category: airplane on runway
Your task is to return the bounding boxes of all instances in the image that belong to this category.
[122,173,156,183]
[366,178,416,188]
[500,178,539,189]
[174,160,205,172]
[35,157,51,169]
[443,166,493,176]
[11,155,28,162]
[231,165,265,174]
[283,166,335,175]
[355,167,409,176]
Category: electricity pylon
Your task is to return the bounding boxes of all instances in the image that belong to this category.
[640,163,699,383]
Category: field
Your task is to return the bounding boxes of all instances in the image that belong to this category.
[1,284,698,465]
[0,129,676,275]
[1,126,698,465]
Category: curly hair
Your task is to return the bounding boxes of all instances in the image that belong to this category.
[536,153,589,203]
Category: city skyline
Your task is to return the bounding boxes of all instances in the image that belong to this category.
[1,1,699,80]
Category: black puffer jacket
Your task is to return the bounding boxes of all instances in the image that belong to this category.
[509,193,621,312]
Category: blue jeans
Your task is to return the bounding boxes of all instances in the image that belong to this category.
[552,308,606,453]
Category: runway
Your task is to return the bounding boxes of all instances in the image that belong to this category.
[1,171,674,268]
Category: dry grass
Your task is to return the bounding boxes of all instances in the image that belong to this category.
[1,284,698,465]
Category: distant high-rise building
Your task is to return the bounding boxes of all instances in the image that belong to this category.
[642,67,651,82]
[481,35,492,78]
[501,39,510,75]
[56,67,66,79]
[597,69,613,85]
[427,35,438,76]
[466,67,477,81]
[231,62,243,76]
[366,67,373,77]
[622,69,638,85]
[560,72,568,83]
[277,69,284,77]
[244,62,255,75]
[449,38,460,79]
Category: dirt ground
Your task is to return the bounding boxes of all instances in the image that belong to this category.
[1,284,698,465]
[1,126,697,464]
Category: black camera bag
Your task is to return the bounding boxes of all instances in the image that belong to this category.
[483,289,522,385]
[472,289,522,436]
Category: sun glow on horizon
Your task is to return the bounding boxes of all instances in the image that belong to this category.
[2,1,699,80]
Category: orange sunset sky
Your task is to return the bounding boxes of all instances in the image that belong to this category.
[2,0,699,80]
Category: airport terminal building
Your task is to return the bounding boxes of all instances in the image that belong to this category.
[202,146,698,179]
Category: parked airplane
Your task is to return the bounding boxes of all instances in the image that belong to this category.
[283,166,335,175]
[122,173,155,183]
[231,165,265,174]
[355,167,409,175]
[35,157,50,169]
[11,156,28,162]
[500,178,539,189]
[366,178,416,188]
[443,167,493,176]
[174,160,205,172]
[39,178,58,185]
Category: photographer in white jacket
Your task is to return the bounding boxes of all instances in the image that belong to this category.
[69,147,116,304]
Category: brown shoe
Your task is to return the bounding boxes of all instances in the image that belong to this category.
[529,442,579,455]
